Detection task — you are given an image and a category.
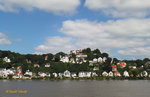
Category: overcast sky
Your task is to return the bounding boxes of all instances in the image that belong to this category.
[0,0,150,59]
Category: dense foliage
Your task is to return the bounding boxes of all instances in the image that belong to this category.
[0,49,150,75]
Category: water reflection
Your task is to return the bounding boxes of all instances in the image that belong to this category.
[0,80,149,97]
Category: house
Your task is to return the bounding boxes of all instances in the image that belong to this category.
[60,56,69,63]
[114,71,121,77]
[15,66,23,78]
[93,66,99,71]
[141,65,144,68]
[89,61,94,66]
[38,72,47,77]
[123,71,129,77]
[45,55,48,61]
[0,68,15,78]
[3,57,11,63]
[91,72,98,77]
[111,65,117,72]
[13,66,23,79]
[93,58,98,63]
[108,71,113,77]
[24,70,33,76]
[53,73,58,78]
[78,72,91,77]
[102,57,107,62]
[7,69,15,75]
[58,73,63,78]
[76,54,87,63]
[98,57,103,63]
[34,64,40,68]
[117,62,127,68]
[129,66,137,69]
[70,49,87,64]
[45,63,50,67]
[140,71,148,77]
[71,73,77,78]
[45,72,51,77]
[63,70,71,77]
[69,58,75,63]
[70,49,82,54]
[26,59,31,63]
[102,71,108,77]
[0,68,8,78]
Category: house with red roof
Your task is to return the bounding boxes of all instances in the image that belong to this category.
[111,65,117,72]
[117,62,127,68]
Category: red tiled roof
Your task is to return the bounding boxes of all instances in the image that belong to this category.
[119,62,126,66]
[111,65,117,68]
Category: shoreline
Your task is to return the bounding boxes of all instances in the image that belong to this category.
[1,77,150,80]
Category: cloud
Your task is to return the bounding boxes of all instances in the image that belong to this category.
[35,36,75,53]
[60,19,150,48]
[118,47,150,57]
[0,0,80,14]
[84,0,150,18]
[35,19,150,57]
[0,32,12,45]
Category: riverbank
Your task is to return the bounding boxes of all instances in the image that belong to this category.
[1,76,150,80]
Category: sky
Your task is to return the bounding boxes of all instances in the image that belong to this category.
[0,0,150,60]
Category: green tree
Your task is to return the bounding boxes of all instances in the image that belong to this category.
[101,53,109,58]
[93,49,101,58]
[135,59,144,67]
[129,68,140,77]
[54,52,66,62]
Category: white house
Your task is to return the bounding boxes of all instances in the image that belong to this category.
[123,71,129,77]
[76,54,87,64]
[38,72,50,77]
[91,72,98,77]
[108,71,113,77]
[45,73,51,77]
[102,71,108,77]
[7,69,15,75]
[60,56,69,63]
[45,63,50,67]
[102,57,107,62]
[58,73,63,78]
[71,73,77,78]
[140,71,148,77]
[0,69,8,78]
[63,70,71,77]
[3,57,11,63]
[114,71,121,77]
[78,72,91,77]
[53,73,58,78]
[93,58,98,63]
[0,68,16,78]
[69,58,76,63]
[24,70,33,76]
[38,72,46,77]
[34,64,40,68]
[98,57,103,63]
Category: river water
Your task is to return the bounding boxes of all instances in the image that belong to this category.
[0,80,150,97]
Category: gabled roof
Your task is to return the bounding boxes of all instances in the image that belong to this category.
[111,65,117,68]
[118,62,127,66]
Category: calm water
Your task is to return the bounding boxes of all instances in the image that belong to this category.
[0,80,150,97]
